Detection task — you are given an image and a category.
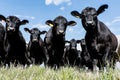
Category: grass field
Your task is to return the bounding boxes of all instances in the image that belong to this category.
[0,65,120,80]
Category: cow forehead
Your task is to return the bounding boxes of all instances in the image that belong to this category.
[82,7,96,14]
[7,16,20,22]
[54,16,67,24]
[71,39,76,42]
[31,28,40,34]
[32,28,39,31]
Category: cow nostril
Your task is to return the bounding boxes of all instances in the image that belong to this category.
[87,21,93,24]
[71,47,76,49]
[7,27,15,32]
[59,30,64,33]
[32,39,38,42]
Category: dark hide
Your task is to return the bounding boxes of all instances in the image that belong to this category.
[0,15,29,66]
[24,28,48,65]
[71,4,118,70]
[64,39,81,67]
[44,16,76,68]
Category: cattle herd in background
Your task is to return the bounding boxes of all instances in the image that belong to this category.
[0,4,118,71]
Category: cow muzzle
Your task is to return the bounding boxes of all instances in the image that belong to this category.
[59,30,64,33]
[32,38,38,42]
[87,21,93,24]
[58,30,65,35]
[7,27,15,32]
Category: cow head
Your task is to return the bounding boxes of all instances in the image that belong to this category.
[0,15,29,34]
[45,16,76,36]
[24,28,46,42]
[71,4,108,30]
[66,39,81,50]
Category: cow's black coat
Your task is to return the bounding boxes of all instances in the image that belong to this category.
[71,4,118,70]
[0,15,29,66]
[44,16,76,68]
[64,39,81,67]
[24,28,48,65]
[0,21,5,64]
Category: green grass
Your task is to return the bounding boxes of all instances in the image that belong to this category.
[0,66,120,80]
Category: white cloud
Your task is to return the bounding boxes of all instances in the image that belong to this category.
[45,0,72,6]
[45,0,52,5]
[15,15,35,20]
[32,23,49,29]
[60,7,65,10]
[67,1,72,5]
[68,28,74,32]
[105,16,120,26]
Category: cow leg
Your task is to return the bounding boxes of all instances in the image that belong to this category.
[101,46,110,71]
[18,55,27,66]
[93,59,99,71]
[47,50,54,68]
[108,51,118,69]
[43,48,49,67]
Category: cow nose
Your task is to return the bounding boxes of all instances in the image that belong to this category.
[7,27,15,32]
[86,20,94,26]
[32,38,38,42]
[59,30,64,33]
[87,21,93,24]
[71,47,76,49]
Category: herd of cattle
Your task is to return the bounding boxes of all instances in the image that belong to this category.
[0,4,119,71]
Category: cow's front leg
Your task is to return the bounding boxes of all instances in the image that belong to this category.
[102,46,110,71]
[93,59,99,72]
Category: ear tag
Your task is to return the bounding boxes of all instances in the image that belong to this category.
[49,23,54,27]
[75,16,80,18]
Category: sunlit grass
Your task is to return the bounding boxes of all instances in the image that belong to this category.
[0,65,119,80]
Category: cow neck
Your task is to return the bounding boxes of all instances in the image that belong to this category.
[52,28,65,41]
[97,21,101,34]
[6,31,21,43]
[87,21,99,37]
[30,41,41,50]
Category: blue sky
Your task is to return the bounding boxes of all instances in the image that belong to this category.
[0,0,120,42]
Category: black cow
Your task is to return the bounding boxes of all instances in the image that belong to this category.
[80,39,92,69]
[71,4,118,70]
[44,16,76,68]
[24,27,48,65]
[0,21,6,65]
[0,15,29,66]
[64,39,81,67]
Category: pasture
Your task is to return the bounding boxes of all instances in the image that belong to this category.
[0,65,120,80]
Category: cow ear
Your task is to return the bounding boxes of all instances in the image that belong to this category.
[67,21,77,26]
[21,20,29,25]
[40,31,47,34]
[0,15,6,21]
[24,28,31,33]
[71,10,82,18]
[45,20,54,27]
[77,40,81,43]
[97,4,108,15]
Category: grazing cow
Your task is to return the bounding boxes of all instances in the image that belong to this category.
[64,39,81,67]
[71,4,118,70]
[0,22,6,65]
[0,15,29,66]
[24,27,48,65]
[44,16,77,68]
[80,39,92,69]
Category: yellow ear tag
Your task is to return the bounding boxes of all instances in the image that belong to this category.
[75,16,80,18]
[49,23,54,27]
